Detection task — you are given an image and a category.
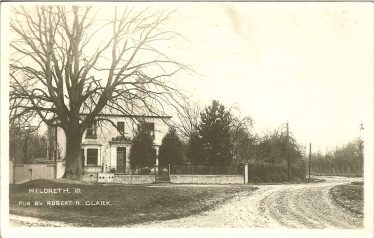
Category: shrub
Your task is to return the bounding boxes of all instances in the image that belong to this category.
[247,161,305,183]
[129,122,156,171]
[141,167,152,175]
[158,127,184,166]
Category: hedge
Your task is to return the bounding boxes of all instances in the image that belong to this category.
[247,161,306,183]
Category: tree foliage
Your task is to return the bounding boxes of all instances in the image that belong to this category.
[230,127,257,165]
[310,138,363,176]
[184,100,254,167]
[129,122,156,172]
[229,114,254,166]
[198,100,233,166]
[256,130,303,164]
[158,127,183,166]
[186,131,204,165]
[183,99,304,171]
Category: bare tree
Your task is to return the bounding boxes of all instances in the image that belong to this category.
[229,115,254,167]
[172,98,201,140]
[9,5,186,179]
[9,117,39,163]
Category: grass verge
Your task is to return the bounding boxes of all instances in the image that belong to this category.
[10,179,257,227]
[330,181,364,217]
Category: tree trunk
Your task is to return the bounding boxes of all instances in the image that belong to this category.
[63,129,83,180]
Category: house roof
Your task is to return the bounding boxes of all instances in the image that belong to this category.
[91,113,172,119]
[81,101,172,119]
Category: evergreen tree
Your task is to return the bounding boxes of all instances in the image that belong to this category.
[129,123,156,172]
[158,127,183,166]
[199,100,233,166]
[186,131,205,165]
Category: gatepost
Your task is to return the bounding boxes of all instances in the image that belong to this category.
[244,163,248,184]
[155,158,159,174]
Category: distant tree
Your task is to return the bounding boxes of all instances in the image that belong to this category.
[28,134,48,160]
[310,138,363,176]
[256,130,302,164]
[129,123,156,173]
[186,131,205,165]
[180,140,189,164]
[230,127,257,166]
[9,123,27,162]
[9,121,47,163]
[173,98,201,140]
[199,100,233,166]
[158,127,183,166]
[229,114,255,166]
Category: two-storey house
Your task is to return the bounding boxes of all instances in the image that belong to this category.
[54,110,171,175]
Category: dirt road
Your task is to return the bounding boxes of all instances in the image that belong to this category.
[10,176,363,228]
[132,176,363,228]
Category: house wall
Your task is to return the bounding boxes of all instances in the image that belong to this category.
[57,116,170,174]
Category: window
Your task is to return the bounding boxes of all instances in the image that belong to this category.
[86,122,97,139]
[117,122,125,136]
[87,149,98,165]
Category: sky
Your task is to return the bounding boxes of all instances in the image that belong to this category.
[158,2,372,153]
[4,2,373,154]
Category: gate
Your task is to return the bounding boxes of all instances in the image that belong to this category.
[155,164,170,182]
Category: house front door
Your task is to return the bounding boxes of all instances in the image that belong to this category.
[116,147,126,173]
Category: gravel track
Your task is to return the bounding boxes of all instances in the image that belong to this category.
[131,176,363,228]
[9,176,363,228]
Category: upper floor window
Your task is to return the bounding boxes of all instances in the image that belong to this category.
[117,121,125,136]
[86,122,97,139]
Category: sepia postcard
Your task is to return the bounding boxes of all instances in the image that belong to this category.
[1,1,373,238]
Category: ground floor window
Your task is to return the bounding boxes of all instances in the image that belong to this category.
[87,149,98,165]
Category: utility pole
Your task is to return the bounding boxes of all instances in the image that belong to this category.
[286,122,291,182]
[309,142,311,179]
[359,122,364,139]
